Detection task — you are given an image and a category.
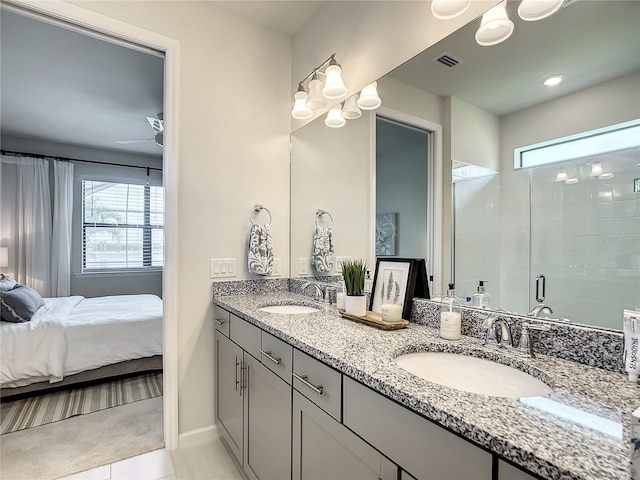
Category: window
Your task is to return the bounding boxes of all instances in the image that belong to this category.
[82,180,164,271]
[515,119,640,168]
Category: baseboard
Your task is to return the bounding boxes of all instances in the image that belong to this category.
[178,424,219,449]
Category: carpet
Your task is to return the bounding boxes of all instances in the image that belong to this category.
[1,373,162,435]
[0,396,164,480]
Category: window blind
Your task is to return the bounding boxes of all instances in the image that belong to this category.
[82,180,164,271]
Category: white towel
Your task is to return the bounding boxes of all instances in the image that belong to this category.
[312,225,334,273]
[248,224,273,275]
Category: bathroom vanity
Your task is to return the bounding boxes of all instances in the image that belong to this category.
[212,286,638,480]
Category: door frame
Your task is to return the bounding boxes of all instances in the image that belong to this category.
[3,0,180,450]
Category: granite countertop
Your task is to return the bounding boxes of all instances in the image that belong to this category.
[213,292,639,480]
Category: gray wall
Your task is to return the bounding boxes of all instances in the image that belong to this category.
[1,134,163,298]
[376,119,429,259]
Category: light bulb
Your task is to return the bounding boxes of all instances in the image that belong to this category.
[475,1,514,47]
[306,73,327,110]
[291,88,313,120]
[357,82,382,110]
[322,61,347,99]
[325,105,346,128]
[590,162,604,177]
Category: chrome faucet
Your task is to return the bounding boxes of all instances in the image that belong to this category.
[512,322,552,358]
[529,304,553,317]
[483,315,513,349]
[301,282,323,302]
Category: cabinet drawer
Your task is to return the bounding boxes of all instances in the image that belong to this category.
[260,331,293,384]
[293,349,342,421]
[343,377,492,480]
[213,305,230,337]
[230,313,261,359]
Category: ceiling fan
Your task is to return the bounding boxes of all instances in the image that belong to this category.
[117,113,163,147]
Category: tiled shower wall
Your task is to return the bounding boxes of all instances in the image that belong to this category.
[455,152,640,330]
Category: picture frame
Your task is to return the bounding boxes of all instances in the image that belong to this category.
[369,258,430,320]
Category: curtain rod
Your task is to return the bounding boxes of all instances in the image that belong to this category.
[0,149,162,175]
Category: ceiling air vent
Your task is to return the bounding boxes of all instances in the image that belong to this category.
[432,53,462,69]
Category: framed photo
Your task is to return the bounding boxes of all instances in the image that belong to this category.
[369,258,430,320]
[375,213,397,255]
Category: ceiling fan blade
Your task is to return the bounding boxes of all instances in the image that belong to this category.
[116,138,154,144]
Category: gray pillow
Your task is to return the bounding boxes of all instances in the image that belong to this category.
[0,285,45,323]
[0,274,17,292]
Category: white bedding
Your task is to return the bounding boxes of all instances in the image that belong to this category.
[1,294,163,388]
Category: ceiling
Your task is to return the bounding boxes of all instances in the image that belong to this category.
[388,0,640,116]
[0,9,165,157]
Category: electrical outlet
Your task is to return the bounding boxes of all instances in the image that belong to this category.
[271,258,281,276]
[298,258,309,276]
[334,256,352,273]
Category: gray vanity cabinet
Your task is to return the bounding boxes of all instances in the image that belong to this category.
[293,390,397,480]
[498,461,537,480]
[243,354,292,480]
[215,331,244,465]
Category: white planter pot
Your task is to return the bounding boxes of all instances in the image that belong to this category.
[345,295,366,317]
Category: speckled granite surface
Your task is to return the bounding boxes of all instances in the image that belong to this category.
[213,290,639,480]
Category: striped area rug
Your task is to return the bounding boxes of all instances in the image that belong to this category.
[0,373,162,435]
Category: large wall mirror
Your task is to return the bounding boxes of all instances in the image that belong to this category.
[290,0,640,331]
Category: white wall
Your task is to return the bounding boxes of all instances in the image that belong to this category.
[500,70,640,172]
[1,134,163,298]
[67,0,291,435]
[450,96,500,171]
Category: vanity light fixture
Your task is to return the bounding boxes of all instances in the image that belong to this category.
[357,82,382,110]
[475,1,514,47]
[565,178,579,185]
[341,94,362,119]
[542,74,565,87]
[598,172,614,180]
[325,104,346,128]
[518,0,564,22]
[590,162,604,177]
[291,53,347,120]
[555,170,568,182]
[430,0,471,20]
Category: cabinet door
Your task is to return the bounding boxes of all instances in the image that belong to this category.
[244,354,292,480]
[293,390,397,480]
[215,331,244,465]
[498,460,538,480]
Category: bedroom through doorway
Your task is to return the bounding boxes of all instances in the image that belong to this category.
[0,5,168,477]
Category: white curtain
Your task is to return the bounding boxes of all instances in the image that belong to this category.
[51,160,74,296]
[16,157,52,296]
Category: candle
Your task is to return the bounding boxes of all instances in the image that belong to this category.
[440,311,461,340]
[336,292,346,310]
[381,304,403,323]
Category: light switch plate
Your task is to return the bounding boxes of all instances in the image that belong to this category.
[271,258,281,276]
[298,258,309,276]
[210,258,237,278]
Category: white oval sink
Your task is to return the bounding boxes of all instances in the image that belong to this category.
[258,305,320,314]
[395,352,552,398]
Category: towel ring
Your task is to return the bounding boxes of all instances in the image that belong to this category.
[315,209,334,227]
[250,204,272,225]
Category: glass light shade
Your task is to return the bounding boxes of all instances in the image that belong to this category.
[590,162,604,177]
[518,0,564,21]
[341,95,361,119]
[475,1,514,47]
[325,105,346,128]
[555,170,568,182]
[322,64,347,99]
[306,75,327,110]
[357,82,382,110]
[431,0,471,19]
[291,90,313,119]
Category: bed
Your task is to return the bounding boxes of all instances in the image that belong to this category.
[0,293,163,398]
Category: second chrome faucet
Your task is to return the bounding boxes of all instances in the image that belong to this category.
[483,314,552,358]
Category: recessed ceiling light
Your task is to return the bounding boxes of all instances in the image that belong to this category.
[542,74,565,87]
[598,173,614,180]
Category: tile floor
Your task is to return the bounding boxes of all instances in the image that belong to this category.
[55,437,243,480]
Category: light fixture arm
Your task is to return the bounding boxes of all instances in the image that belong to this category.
[297,53,337,89]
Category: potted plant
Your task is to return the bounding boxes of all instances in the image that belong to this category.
[341,259,367,316]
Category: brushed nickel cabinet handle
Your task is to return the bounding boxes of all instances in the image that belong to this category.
[260,350,281,365]
[215,319,226,325]
[293,372,323,395]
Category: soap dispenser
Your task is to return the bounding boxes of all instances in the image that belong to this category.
[440,283,462,341]
[336,279,346,310]
[472,280,490,309]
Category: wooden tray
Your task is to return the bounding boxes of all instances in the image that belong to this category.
[338,310,408,330]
